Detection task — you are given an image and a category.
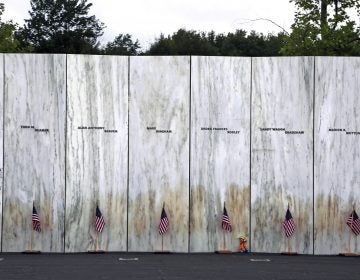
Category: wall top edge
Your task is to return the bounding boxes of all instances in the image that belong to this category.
[1,53,360,59]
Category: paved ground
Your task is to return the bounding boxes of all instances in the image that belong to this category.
[0,253,358,280]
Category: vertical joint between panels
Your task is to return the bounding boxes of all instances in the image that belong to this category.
[64,54,68,253]
[126,56,130,252]
[249,57,253,253]
[312,57,316,256]
[1,55,5,252]
[188,56,192,253]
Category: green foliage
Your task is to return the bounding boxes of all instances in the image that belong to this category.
[0,3,32,52]
[103,34,140,55]
[147,29,219,55]
[281,0,360,55]
[146,28,286,56]
[18,0,105,53]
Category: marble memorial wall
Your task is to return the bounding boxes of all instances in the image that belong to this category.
[0,54,359,254]
[3,54,66,252]
[65,55,128,252]
[128,57,190,252]
[0,54,3,247]
[251,57,314,254]
[190,56,250,252]
[314,57,360,255]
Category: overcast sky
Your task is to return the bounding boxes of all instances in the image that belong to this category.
[2,0,296,49]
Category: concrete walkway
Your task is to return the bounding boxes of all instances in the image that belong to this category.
[0,253,358,280]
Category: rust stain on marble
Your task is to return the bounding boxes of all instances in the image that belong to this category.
[128,184,189,251]
[190,185,206,231]
[315,193,353,236]
[226,184,250,235]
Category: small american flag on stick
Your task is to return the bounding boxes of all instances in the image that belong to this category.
[222,205,232,232]
[159,204,169,235]
[346,210,360,236]
[283,208,295,238]
[95,206,105,233]
[32,205,41,232]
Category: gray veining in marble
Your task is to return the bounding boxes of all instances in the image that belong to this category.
[314,57,360,254]
[190,56,251,252]
[65,55,128,252]
[0,54,3,246]
[251,57,314,253]
[128,56,189,252]
[3,54,66,252]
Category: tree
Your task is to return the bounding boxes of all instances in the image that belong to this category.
[103,33,140,55]
[18,0,105,53]
[146,29,219,55]
[281,0,360,55]
[145,28,286,56]
[0,3,31,52]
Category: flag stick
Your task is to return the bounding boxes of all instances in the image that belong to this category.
[348,204,355,253]
[96,232,99,251]
[287,237,291,254]
[161,235,164,252]
[223,201,226,250]
[30,224,33,251]
[30,201,34,251]
[223,229,226,250]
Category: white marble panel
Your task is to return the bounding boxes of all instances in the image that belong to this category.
[251,57,314,253]
[65,55,128,252]
[128,56,189,252]
[3,54,66,252]
[314,57,360,254]
[0,54,3,249]
[190,56,251,252]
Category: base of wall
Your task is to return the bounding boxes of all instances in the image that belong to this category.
[22,250,41,254]
[88,250,105,254]
[339,252,359,257]
[154,251,171,254]
[280,252,298,256]
[215,250,232,254]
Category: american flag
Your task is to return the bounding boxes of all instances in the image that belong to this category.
[283,208,295,238]
[95,206,105,233]
[346,210,360,236]
[32,206,41,232]
[158,206,169,235]
[222,206,232,232]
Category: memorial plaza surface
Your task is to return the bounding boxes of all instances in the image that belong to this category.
[0,253,358,280]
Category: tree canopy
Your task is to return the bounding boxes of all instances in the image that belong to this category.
[18,0,105,53]
[3,0,360,55]
[0,3,31,52]
[103,33,140,55]
[146,29,286,56]
[281,0,360,55]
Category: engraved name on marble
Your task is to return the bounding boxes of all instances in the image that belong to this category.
[20,125,49,133]
[259,127,305,134]
[200,127,240,134]
[77,126,104,129]
[227,130,240,134]
[285,130,304,134]
[327,128,360,135]
[20,125,35,129]
[260,127,285,131]
[156,130,172,133]
[200,127,228,130]
[77,126,118,133]
[145,126,173,133]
